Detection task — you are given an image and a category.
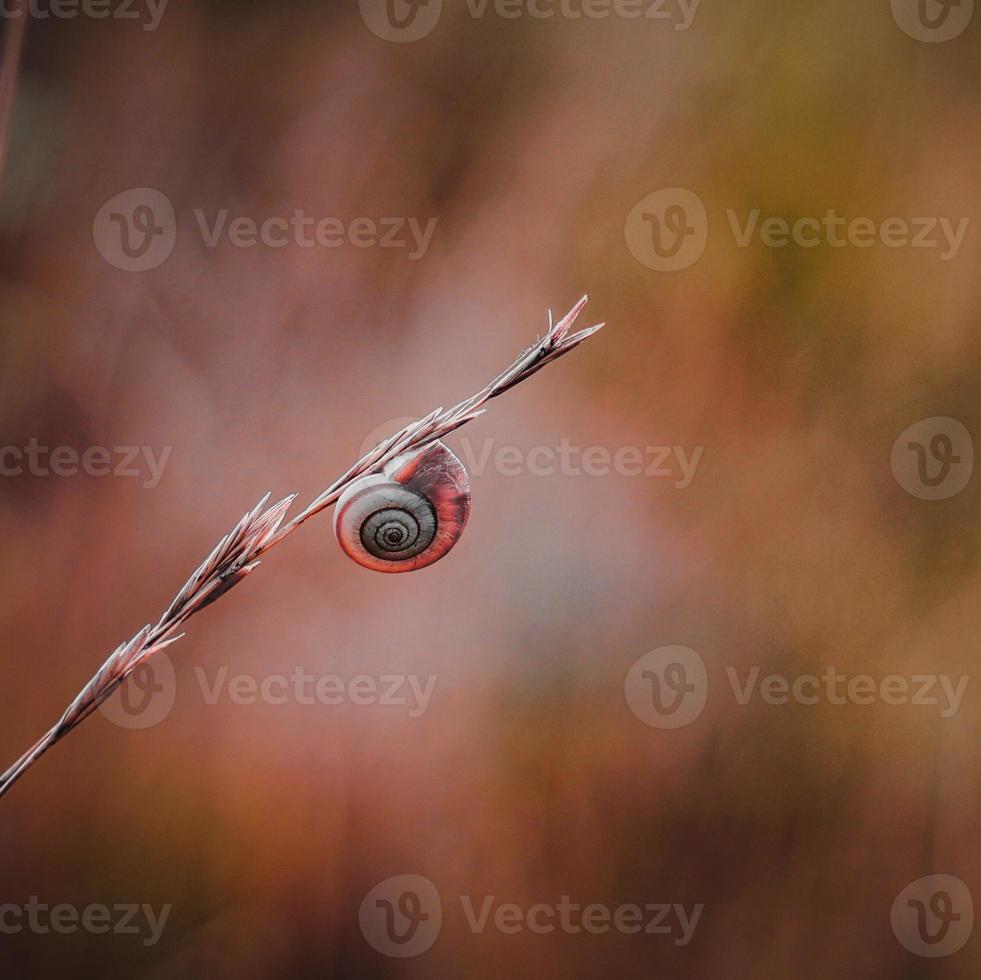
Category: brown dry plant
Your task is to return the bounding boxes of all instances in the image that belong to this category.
[0,297,603,801]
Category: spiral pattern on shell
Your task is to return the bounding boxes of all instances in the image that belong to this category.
[333,440,471,573]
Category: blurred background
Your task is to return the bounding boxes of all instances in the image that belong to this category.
[0,0,979,976]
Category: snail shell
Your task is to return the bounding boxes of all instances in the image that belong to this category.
[333,440,471,573]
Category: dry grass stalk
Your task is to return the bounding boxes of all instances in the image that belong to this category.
[0,298,603,801]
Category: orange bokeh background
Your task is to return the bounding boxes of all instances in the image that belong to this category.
[0,2,979,976]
